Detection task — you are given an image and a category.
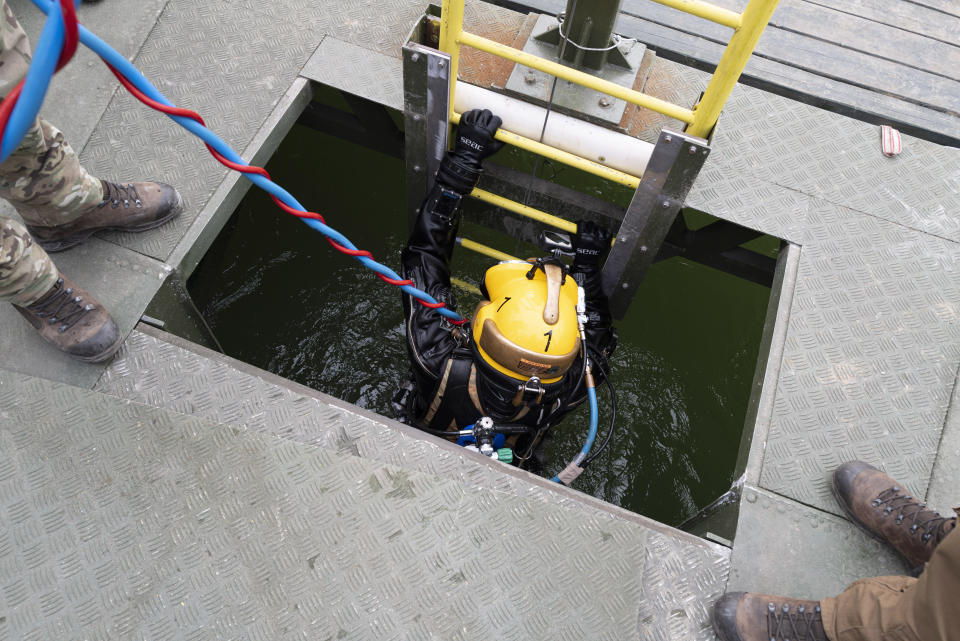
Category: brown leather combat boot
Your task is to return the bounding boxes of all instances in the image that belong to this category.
[13,273,122,363]
[26,180,183,252]
[833,460,956,574]
[713,592,827,641]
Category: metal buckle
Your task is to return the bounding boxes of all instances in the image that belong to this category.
[512,376,545,406]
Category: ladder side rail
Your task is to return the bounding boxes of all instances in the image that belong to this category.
[687,0,781,137]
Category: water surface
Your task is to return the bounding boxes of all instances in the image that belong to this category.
[189,122,772,526]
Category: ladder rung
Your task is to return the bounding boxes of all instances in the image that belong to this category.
[451,112,642,189]
[456,237,520,262]
[469,188,577,234]
[457,31,696,125]
[646,0,742,29]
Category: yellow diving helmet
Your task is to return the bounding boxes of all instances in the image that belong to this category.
[472,259,581,384]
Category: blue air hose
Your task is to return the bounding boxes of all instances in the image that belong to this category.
[2,0,65,159]
[551,381,598,484]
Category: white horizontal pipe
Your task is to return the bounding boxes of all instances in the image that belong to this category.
[454,81,655,178]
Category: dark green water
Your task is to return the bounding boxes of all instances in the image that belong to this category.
[188,121,773,526]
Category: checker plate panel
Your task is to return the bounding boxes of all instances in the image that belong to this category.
[95,329,732,638]
[1,371,654,640]
[758,202,960,512]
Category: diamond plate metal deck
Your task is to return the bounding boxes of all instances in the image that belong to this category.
[637,531,731,641]
[238,0,426,60]
[0,234,171,389]
[0,369,729,640]
[80,0,323,262]
[727,486,908,600]
[926,369,960,517]
[10,0,168,154]
[93,327,732,639]
[758,201,960,513]
[2,0,960,625]
[302,38,404,111]
[710,83,960,243]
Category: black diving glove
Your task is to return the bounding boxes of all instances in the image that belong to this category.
[572,219,611,270]
[436,108,505,194]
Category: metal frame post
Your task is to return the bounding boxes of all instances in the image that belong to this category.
[601,129,711,318]
[556,0,625,69]
[402,42,451,231]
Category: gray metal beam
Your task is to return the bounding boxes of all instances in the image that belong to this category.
[602,128,711,317]
[402,42,450,231]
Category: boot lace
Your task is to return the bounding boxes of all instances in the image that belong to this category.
[99,181,142,209]
[767,602,827,641]
[873,486,955,545]
[27,278,94,332]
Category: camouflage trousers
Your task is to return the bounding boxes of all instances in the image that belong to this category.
[0,217,56,305]
[0,0,103,304]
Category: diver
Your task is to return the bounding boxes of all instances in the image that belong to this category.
[395,108,617,472]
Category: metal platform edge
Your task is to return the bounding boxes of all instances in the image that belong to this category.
[166,76,314,280]
[116,323,729,557]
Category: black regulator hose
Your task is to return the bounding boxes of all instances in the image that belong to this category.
[557,339,588,416]
[417,423,538,439]
[582,345,617,469]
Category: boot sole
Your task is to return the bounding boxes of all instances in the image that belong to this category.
[830,476,923,576]
[34,193,184,253]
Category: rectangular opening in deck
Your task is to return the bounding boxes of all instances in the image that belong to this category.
[145,82,791,534]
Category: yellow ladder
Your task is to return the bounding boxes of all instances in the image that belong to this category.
[407,0,780,314]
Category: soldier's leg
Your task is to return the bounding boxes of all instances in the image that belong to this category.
[820,526,960,641]
[0,1,181,252]
[0,117,104,225]
[0,114,183,252]
[0,215,56,305]
[0,0,32,98]
[1,216,122,361]
[0,0,103,224]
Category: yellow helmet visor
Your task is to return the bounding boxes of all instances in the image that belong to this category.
[476,318,580,380]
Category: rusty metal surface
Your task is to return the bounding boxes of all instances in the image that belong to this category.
[460,4,532,88]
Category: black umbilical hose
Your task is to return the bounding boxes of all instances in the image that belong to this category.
[582,345,616,468]
[417,423,538,439]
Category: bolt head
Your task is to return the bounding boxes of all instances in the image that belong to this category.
[524,72,536,85]
[413,165,422,172]
[598,96,611,108]
[662,200,670,208]
[411,52,420,62]
[438,60,445,68]
[664,135,672,143]
[689,145,697,154]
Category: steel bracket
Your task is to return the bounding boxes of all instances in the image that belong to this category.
[601,128,711,318]
[402,40,450,232]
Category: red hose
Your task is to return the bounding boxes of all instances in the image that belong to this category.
[0,1,79,151]
[106,62,467,323]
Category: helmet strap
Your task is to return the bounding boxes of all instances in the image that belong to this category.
[525,256,568,284]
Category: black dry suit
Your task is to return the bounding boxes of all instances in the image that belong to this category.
[397,179,617,461]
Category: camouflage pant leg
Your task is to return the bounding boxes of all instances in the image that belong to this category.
[0,0,102,226]
[0,216,57,305]
[0,0,31,98]
[0,117,103,226]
